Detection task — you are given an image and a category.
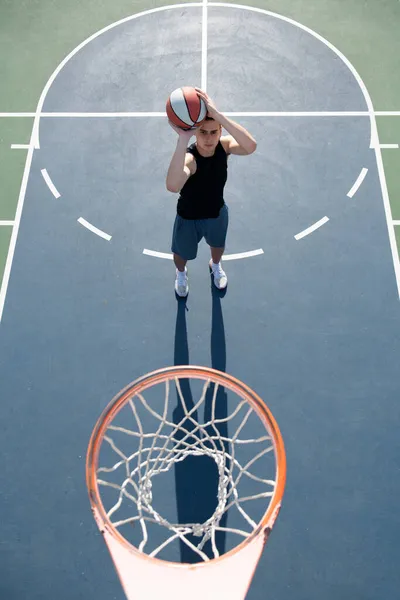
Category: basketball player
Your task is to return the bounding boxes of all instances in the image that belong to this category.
[166,88,257,297]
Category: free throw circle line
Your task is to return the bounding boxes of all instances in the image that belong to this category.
[78,218,112,241]
[2,3,396,325]
[143,248,264,260]
[347,168,368,198]
[41,168,61,198]
[294,216,329,240]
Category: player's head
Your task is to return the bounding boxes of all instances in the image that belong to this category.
[195,115,222,155]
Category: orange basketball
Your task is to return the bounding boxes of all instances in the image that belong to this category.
[166,86,207,130]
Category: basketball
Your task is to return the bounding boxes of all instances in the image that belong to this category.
[166,86,207,130]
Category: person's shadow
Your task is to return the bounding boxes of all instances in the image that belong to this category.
[173,283,228,563]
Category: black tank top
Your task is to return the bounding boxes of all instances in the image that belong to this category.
[177,141,228,219]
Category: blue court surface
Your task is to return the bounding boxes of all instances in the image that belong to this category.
[1,5,400,600]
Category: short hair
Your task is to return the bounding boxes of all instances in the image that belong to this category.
[204,114,221,127]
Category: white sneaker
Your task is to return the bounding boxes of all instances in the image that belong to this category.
[209,260,228,289]
[175,267,189,297]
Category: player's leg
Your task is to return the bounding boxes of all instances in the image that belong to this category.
[210,247,224,264]
[171,215,200,297]
[205,205,229,289]
[173,253,187,272]
[209,250,227,289]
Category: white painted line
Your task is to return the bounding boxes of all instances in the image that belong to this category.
[222,249,264,260]
[379,144,399,149]
[369,114,378,149]
[0,2,397,315]
[31,3,205,148]
[41,169,61,198]
[224,111,369,117]
[11,144,30,149]
[295,217,329,240]
[347,168,368,198]
[2,111,400,118]
[201,0,208,91]
[41,112,166,117]
[393,221,400,226]
[143,248,264,260]
[0,221,14,226]
[0,111,376,118]
[215,2,400,296]
[0,124,36,323]
[373,144,400,297]
[78,218,112,241]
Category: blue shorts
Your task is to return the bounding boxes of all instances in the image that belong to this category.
[171,204,229,260]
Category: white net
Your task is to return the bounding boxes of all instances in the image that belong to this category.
[96,375,277,562]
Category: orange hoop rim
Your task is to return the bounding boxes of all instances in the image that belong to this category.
[86,365,286,569]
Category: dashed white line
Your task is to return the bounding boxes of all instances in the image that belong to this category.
[41,169,61,198]
[78,218,112,241]
[0,4,399,320]
[347,168,368,198]
[221,249,264,260]
[143,248,264,260]
[11,144,30,149]
[294,217,329,240]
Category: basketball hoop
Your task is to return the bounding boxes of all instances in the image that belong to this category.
[86,366,286,599]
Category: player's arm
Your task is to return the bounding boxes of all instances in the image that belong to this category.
[195,88,257,155]
[217,118,257,155]
[166,125,197,193]
[220,133,256,156]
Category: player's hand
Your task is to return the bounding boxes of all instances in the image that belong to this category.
[168,121,196,141]
[194,88,219,119]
